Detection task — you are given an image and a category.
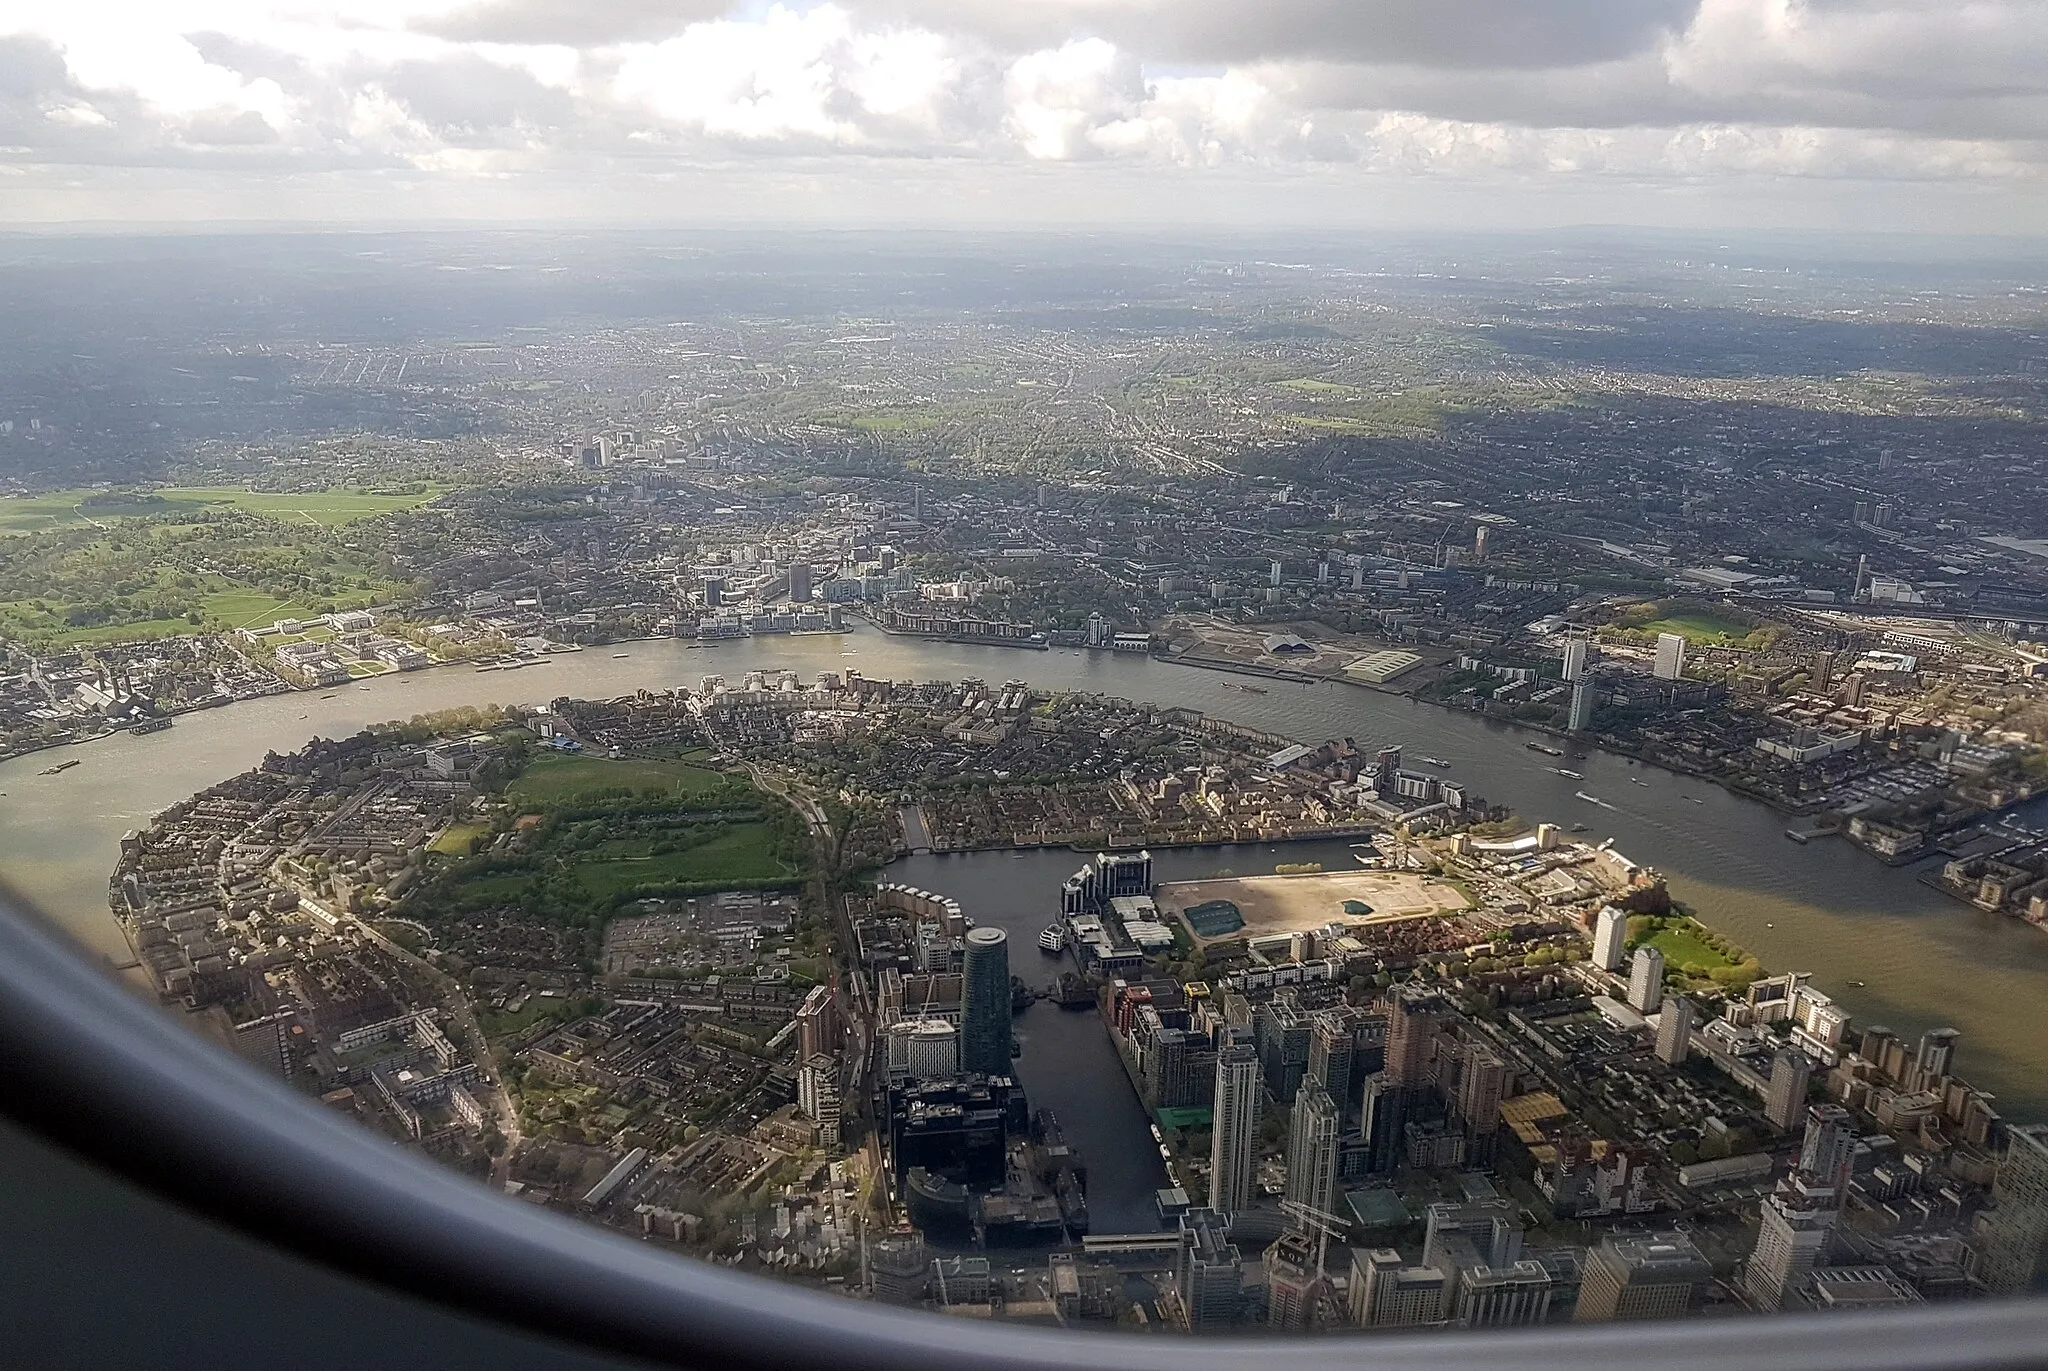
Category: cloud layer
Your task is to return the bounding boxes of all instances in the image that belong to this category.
[2,0,2047,222]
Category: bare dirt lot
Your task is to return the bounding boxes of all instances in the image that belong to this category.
[1154,869,1472,946]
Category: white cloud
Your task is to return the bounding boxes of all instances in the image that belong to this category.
[0,0,2044,224]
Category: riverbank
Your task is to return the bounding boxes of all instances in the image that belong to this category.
[9,626,2048,1117]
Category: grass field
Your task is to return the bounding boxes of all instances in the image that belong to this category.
[1277,378,1357,394]
[199,590,323,629]
[1643,921,1737,973]
[458,872,534,903]
[0,486,441,535]
[1633,611,1755,644]
[21,615,199,645]
[0,492,102,535]
[430,821,491,856]
[508,754,735,806]
[570,824,793,897]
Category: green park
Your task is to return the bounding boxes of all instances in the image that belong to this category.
[417,753,809,929]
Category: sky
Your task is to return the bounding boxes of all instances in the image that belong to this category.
[3,0,2048,232]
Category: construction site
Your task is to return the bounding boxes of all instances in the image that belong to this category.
[1152,869,1474,948]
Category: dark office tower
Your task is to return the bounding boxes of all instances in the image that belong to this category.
[1254,994,1312,1104]
[1452,1046,1511,1151]
[1913,1028,1961,1087]
[1858,1024,1896,1065]
[1385,985,1448,1088]
[1978,1124,2048,1295]
[702,576,725,608]
[1359,1073,1407,1176]
[1809,650,1836,692]
[959,927,1012,1074]
[1799,1104,1858,1197]
[787,562,813,603]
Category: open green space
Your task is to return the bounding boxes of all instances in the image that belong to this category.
[412,751,809,931]
[0,492,102,535]
[507,753,738,807]
[1629,912,1762,991]
[199,590,321,630]
[1634,611,1756,644]
[0,496,413,647]
[430,821,492,856]
[1276,378,1357,394]
[1641,922,1736,974]
[569,824,794,898]
[0,486,442,535]
[1604,599,1777,651]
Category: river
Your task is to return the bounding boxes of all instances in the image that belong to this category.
[5,628,2047,1132]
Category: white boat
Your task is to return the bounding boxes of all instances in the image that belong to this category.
[1038,923,1068,954]
[1575,791,1601,803]
[1550,767,1583,779]
[1419,756,1451,768]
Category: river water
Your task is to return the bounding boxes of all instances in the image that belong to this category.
[5,628,2046,1138]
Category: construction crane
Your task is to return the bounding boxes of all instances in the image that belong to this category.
[1279,1197,1352,1280]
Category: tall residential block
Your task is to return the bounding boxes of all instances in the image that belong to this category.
[1284,1082,1341,1218]
[1566,671,1596,732]
[1799,1103,1858,1196]
[958,926,1012,1075]
[1765,1049,1815,1132]
[1265,1230,1322,1331]
[1307,1012,1355,1112]
[1653,632,1687,680]
[1591,905,1628,973]
[1208,1037,1261,1217]
[1655,995,1694,1066]
[1978,1124,2048,1295]
[1743,1183,1837,1311]
[1627,944,1665,1015]
[1385,985,1449,1087]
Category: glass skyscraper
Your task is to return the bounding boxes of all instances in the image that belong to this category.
[959,926,1012,1075]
